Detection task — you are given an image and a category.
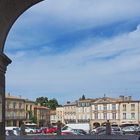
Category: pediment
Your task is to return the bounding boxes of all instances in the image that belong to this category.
[94,97,117,104]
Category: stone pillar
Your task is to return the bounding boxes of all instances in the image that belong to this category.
[0,53,11,140]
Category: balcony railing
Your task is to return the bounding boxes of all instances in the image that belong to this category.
[6,116,26,120]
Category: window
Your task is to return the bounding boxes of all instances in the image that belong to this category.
[26,105,28,111]
[123,113,126,119]
[82,103,85,107]
[30,105,32,110]
[112,113,116,120]
[7,102,10,109]
[13,102,16,109]
[95,113,98,119]
[103,113,107,120]
[131,113,135,119]
[112,104,116,110]
[78,102,82,107]
[103,104,107,110]
[123,104,126,111]
[19,103,22,109]
[131,104,135,111]
[95,105,98,111]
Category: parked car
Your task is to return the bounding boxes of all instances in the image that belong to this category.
[61,131,77,135]
[35,127,41,134]
[25,127,36,134]
[92,126,106,135]
[111,127,124,135]
[46,127,58,133]
[122,126,137,135]
[6,127,20,136]
[90,126,123,135]
[73,129,87,135]
[40,127,48,134]
[6,130,17,136]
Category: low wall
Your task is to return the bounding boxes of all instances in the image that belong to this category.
[6,135,140,140]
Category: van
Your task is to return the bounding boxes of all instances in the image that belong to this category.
[6,127,20,136]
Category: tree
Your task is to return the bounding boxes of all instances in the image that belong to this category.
[28,110,37,124]
[47,98,59,110]
[31,116,37,124]
[35,96,61,109]
[36,97,48,107]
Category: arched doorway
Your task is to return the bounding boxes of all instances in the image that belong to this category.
[0,0,43,139]
[93,122,100,128]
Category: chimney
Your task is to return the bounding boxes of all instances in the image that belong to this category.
[128,96,132,101]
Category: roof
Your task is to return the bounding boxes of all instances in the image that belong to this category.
[64,101,77,106]
[34,105,49,110]
[6,94,25,101]
[92,97,119,104]
[25,99,35,103]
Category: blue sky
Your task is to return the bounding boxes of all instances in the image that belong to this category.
[4,0,140,104]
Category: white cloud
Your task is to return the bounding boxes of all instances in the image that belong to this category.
[6,22,140,102]
[31,0,140,28]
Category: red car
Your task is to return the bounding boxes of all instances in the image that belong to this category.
[40,127,58,134]
[61,131,77,135]
[40,127,47,134]
[47,127,58,133]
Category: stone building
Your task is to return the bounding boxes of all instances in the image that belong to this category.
[63,101,77,124]
[56,107,64,124]
[50,110,57,126]
[119,96,140,125]
[76,99,93,123]
[5,94,26,127]
[34,105,50,127]
[91,97,120,128]
[24,99,36,123]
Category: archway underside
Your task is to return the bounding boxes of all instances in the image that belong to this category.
[0,0,44,139]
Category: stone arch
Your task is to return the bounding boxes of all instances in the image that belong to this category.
[0,1,44,139]
[0,0,44,52]
[101,122,107,126]
[93,122,100,128]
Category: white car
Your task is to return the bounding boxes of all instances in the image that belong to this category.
[6,127,20,136]
[25,127,35,134]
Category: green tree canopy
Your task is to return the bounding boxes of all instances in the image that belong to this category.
[36,96,48,107]
[47,98,59,110]
[35,97,61,109]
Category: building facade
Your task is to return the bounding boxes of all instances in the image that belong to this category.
[5,94,26,127]
[50,110,57,126]
[24,99,35,123]
[34,105,50,127]
[119,96,140,125]
[91,97,120,129]
[63,101,77,124]
[76,99,93,123]
[6,94,50,127]
[56,107,64,124]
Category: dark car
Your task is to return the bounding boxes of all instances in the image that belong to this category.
[73,129,87,135]
[122,126,138,135]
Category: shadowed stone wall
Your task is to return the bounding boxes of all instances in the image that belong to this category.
[0,0,44,139]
